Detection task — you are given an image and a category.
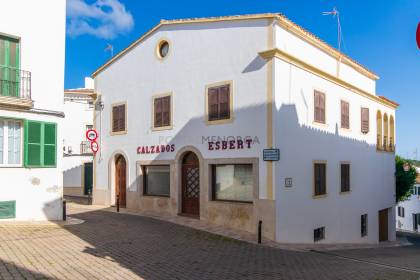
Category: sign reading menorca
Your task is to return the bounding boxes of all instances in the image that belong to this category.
[137,144,175,154]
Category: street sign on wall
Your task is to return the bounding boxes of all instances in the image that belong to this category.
[263,149,280,161]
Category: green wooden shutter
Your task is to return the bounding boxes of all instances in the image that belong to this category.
[24,120,56,167]
[43,123,56,166]
[0,201,15,219]
[25,120,42,166]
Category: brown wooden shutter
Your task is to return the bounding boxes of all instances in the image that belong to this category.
[219,85,230,119]
[361,107,369,133]
[154,98,162,127]
[341,101,349,129]
[112,106,119,132]
[162,96,170,127]
[314,163,326,196]
[119,105,125,131]
[314,91,325,123]
[341,164,350,192]
[208,87,219,121]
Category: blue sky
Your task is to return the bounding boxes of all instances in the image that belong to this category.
[65,0,420,158]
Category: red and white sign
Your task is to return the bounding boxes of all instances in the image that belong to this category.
[86,129,98,142]
[90,141,99,153]
[417,22,420,49]
[208,139,253,151]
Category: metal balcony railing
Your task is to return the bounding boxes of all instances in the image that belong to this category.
[80,141,93,155]
[0,66,31,99]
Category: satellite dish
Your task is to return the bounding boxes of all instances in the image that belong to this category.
[417,22,420,49]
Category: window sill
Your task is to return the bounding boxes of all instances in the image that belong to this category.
[312,194,327,199]
[0,165,23,168]
[206,117,234,126]
[340,127,351,132]
[339,191,351,195]
[151,125,173,132]
[312,121,328,128]
[143,194,170,198]
[110,130,127,136]
[210,199,253,205]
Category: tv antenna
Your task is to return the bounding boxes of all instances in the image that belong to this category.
[322,7,343,51]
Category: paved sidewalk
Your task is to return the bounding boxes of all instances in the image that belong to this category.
[0,203,417,279]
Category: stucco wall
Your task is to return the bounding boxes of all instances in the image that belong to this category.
[396,186,420,232]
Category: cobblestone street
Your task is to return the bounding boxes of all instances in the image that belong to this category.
[0,205,419,280]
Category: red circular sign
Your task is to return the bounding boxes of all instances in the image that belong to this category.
[416,23,420,49]
[90,141,99,153]
[86,129,98,142]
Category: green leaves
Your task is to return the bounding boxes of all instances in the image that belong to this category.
[395,156,417,203]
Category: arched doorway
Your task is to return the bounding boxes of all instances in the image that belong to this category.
[115,154,127,207]
[181,152,200,217]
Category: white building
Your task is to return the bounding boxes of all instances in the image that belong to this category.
[63,78,94,198]
[396,168,420,233]
[92,13,398,243]
[0,1,66,220]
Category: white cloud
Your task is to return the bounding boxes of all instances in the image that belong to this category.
[67,0,134,39]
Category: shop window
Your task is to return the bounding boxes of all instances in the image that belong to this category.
[314,162,326,196]
[340,100,349,129]
[361,107,369,134]
[0,119,22,165]
[24,120,56,167]
[314,90,326,124]
[207,83,232,123]
[212,164,253,203]
[112,104,126,133]
[314,227,325,242]
[361,214,368,237]
[153,95,171,128]
[340,163,350,193]
[143,165,170,197]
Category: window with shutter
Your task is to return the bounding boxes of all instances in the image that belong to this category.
[340,163,350,192]
[153,95,171,128]
[341,101,350,129]
[314,162,327,196]
[314,91,326,124]
[24,120,56,167]
[361,107,369,134]
[207,83,232,123]
[111,104,126,133]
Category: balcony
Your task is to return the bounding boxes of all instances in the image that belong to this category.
[0,66,32,108]
[80,141,93,155]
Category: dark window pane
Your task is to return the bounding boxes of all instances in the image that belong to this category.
[144,165,170,196]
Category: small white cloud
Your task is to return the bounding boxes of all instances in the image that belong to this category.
[67,0,134,39]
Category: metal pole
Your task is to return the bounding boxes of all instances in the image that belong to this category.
[116,194,120,212]
[88,190,92,205]
[258,220,262,244]
[63,200,67,221]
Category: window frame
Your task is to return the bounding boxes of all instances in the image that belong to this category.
[205,80,234,125]
[340,162,351,193]
[110,102,127,135]
[142,164,171,197]
[152,92,173,131]
[313,161,327,198]
[313,90,326,125]
[314,226,325,242]
[0,118,23,167]
[211,163,255,204]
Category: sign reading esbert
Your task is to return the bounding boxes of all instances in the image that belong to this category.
[137,144,175,154]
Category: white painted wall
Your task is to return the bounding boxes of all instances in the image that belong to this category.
[0,0,66,220]
[94,17,396,243]
[396,183,420,232]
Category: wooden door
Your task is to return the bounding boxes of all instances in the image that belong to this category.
[378,209,388,242]
[181,152,199,217]
[115,155,126,207]
[83,162,93,195]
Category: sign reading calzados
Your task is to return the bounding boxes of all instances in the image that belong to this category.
[137,144,175,154]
